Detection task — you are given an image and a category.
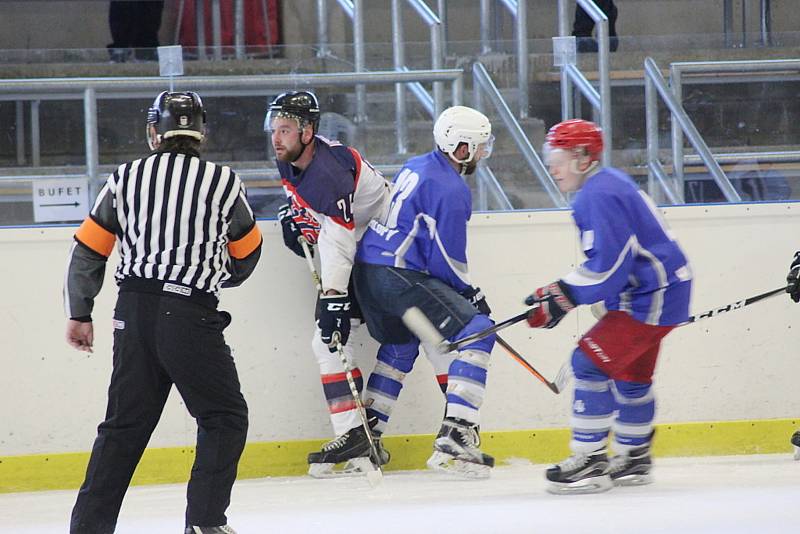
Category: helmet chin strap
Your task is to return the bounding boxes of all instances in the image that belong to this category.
[449,146,476,175]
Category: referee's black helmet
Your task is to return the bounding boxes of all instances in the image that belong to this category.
[147,91,207,150]
[264,91,320,133]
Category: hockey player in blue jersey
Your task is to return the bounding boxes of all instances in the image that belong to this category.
[524,119,692,494]
[354,106,496,478]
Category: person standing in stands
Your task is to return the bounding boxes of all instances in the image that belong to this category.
[573,0,619,52]
[65,91,261,534]
[108,1,165,62]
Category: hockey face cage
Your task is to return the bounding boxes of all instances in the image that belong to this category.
[146,91,207,151]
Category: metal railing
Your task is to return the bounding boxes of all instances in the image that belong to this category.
[557,0,612,166]
[478,0,528,119]
[723,0,773,48]
[315,0,367,121]
[644,57,741,204]
[391,0,446,154]
[0,69,464,197]
[472,63,566,209]
[669,59,800,187]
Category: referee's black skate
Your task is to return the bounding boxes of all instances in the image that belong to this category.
[791,430,800,460]
[427,417,494,479]
[307,425,390,478]
[546,449,612,495]
[185,525,237,534]
[610,443,653,486]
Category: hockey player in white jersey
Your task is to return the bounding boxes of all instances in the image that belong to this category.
[523,119,692,494]
[267,91,450,477]
[354,106,497,478]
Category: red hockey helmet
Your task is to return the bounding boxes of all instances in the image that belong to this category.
[545,119,603,161]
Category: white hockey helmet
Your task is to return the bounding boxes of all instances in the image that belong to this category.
[433,106,493,164]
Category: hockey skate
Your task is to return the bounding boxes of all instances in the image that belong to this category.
[185,525,237,534]
[545,449,613,495]
[791,430,800,461]
[307,425,390,478]
[426,417,494,479]
[610,443,653,486]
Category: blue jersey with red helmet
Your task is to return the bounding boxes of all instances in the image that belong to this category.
[561,167,692,326]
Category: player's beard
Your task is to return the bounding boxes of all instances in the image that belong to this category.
[275,142,304,162]
[462,160,478,175]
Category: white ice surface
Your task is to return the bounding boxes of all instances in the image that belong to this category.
[1,454,798,534]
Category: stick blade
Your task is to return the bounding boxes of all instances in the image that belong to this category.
[401,307,446,351]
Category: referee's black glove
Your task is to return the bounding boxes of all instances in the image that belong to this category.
[277,204,308,258]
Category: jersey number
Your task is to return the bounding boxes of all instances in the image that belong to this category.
[337,193,354,223]
[384,168,420,231]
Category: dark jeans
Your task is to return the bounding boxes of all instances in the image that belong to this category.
[70,289,248,533]
[573,0,618,52]
[353,262,477,345]
[108,0,164,60]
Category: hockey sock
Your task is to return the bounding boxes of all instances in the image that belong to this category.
[570,348,613,453]
[363,341,418,435]
[612,380,655,453]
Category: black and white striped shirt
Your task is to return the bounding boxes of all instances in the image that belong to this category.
[65,151,262,320]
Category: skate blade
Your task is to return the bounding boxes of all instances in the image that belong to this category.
[308,457,382,481]
[612,472,653,487]
[546,474,613,495]
[793,445,800,461]
[426,450,491,480]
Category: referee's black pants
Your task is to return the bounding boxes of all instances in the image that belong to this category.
[70,290,248,533]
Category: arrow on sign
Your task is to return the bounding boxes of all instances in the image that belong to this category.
[41,202,80,208]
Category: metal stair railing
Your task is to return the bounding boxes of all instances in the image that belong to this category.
[472,62,567,210]
[644,57,741,204]
[391,0,446,154]
[316,0,367,121]
[669,59,800,189]
[556,0,612,166]
[478,0,529,119]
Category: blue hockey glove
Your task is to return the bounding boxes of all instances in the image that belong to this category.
[525,281,575,329]
[319,293,351,350]
[461,285,492,316]
[787,251,800,303]
[277,204,308,258]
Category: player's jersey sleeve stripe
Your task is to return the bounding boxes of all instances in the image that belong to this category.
[75,216,116,257]
[228,223,262,259]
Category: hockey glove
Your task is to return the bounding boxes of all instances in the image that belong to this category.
[461,285,492,316]
[787,251,800,303]
[525,281,576,329]
[319,293,352,350]
[277,204,308,258]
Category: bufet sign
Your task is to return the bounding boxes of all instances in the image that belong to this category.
[33,179,90,223]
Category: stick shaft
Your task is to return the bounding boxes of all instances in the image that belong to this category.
[686,286,786,324]
[495,335,559,394]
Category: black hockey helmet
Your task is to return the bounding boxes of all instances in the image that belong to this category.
[264,91,320,133]
[146,91,206,150]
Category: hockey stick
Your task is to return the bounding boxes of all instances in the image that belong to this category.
[299,238,383,486]
[402,306,533,354]
[495,335,561,394]
[403,305,568,393]
[684,285,788,325]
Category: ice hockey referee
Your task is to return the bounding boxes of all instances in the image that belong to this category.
[63,91,261,534]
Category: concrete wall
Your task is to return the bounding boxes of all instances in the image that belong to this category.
[1,1,798,52]
[1,202,799,457]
